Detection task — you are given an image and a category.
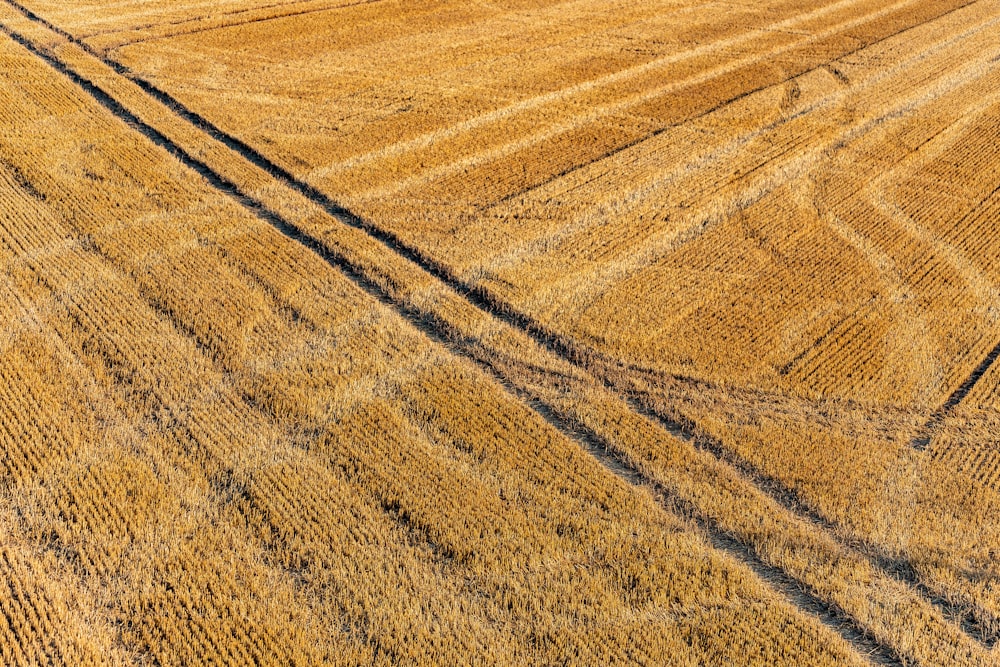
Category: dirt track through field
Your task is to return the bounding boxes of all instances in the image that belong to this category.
[2,0,997,661]
[3,0,986,644]
[0,17,906,665]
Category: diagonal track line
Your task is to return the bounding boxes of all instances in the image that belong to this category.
[486,0,985,208]
[0,20,904,665]
[0,0,995,659]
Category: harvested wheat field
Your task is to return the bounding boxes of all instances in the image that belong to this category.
[1,0,999,664]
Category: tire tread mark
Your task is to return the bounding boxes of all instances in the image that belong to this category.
[0,0,992,655]
[0,21,907,665]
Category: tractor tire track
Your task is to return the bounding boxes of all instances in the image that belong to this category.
[339,0,902,199]
[1,2,994,661]
[522,395,905,667]
[0,19,903,665]
[301,0,888,186]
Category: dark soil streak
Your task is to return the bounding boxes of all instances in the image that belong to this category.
[519,393,905,667]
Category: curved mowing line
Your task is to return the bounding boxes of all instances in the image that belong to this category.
[1,0,995,655]
[348,0,931,203]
